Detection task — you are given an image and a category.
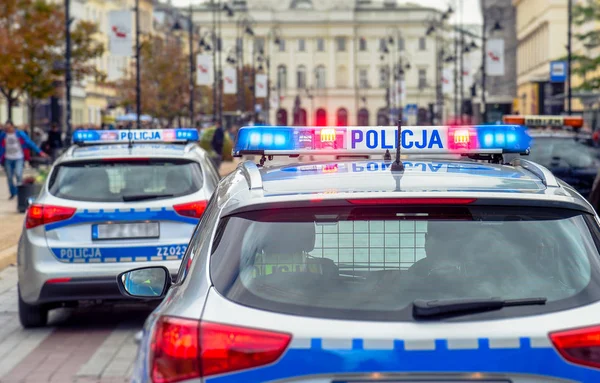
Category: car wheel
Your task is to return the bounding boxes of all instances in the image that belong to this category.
[18,288,48,328]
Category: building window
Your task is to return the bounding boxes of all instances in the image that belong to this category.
[335,37,346,52]
[254,37,265,54]
[418,68,426,89]
[379,67,388,88]
[315,65,326,89]
[379,38,387,52]
[297,65,307,89]
[236,37,243,54]
[359,68,368,88]
[419,37,426,51]
[298,39,306,52]
[278,39,286,52]
[359,37,367,51]
[277,65,287,90]
[316,38,325,52]
[398,37,405,51]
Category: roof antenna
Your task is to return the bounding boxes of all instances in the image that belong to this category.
[390,118,404,172]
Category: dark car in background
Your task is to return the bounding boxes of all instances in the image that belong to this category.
[527,132,600,198]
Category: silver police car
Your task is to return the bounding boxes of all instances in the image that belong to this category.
[120,124,600,382]
[18,129,219,328]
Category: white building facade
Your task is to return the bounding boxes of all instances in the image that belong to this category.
[191,0,444,126]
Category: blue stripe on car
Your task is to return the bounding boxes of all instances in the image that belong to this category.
[205,337,600,382]
[50,244,188,263]
[45,208,198,231]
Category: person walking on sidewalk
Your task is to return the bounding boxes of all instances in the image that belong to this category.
[0,121,47,200]
[46,123,64,162]
[211,120,225,171]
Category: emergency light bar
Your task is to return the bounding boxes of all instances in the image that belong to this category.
[233,125,532,157]
[503,115,584,128]
[72,129,199,145]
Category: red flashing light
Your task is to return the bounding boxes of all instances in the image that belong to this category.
[26,204,76,229]
[173,201,207,219]
[150,318,291,383]
[45,278,72,284]
[550,325,600,369]
[447,126,478,151]
[347,198,477,205]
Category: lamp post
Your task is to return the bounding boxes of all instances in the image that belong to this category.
[135,0,141,129]
[188,2,195,126]
[64,0,72,135]
[567,0,573,115]
[481,6,503,123]
[236,16,254,119]
[425,5,453,123]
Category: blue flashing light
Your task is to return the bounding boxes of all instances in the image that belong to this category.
[233,125,532,157]
[72,129,199,144]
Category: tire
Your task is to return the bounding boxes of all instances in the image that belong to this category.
[18,288,48,328]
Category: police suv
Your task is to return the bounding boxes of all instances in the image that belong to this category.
[120,124,600,382]
[18,129,219,328]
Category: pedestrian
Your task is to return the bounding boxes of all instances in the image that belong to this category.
[211,119,225,170]
[0,120,47,200]
[47,123,64,162]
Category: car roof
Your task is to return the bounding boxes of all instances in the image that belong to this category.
[57,143,203,162]
[219,157,595,215]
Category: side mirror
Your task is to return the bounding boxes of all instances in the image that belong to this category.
[117,266,171,299]
[27,197,35,207]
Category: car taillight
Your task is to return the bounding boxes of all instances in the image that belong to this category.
[25,204,76,229]
[550,325,600,369]
[173,201,207,219]
[151,317,291,383]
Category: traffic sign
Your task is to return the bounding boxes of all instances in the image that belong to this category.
[550,61,567,82]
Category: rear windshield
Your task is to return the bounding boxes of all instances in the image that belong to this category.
[49,159,203,202]
[211,205,600,321]
[529,137,598,169]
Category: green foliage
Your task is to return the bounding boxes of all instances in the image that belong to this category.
[570,0,600,92]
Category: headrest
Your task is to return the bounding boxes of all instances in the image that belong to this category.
[245,222,316,255]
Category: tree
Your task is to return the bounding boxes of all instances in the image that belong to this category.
[0,0,104,126]
[570,0,600,91]
[119,35,189,128]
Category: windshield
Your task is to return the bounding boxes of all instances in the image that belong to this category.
[49,159,204,202]
[211,205,600,321]
[528,137,597,169]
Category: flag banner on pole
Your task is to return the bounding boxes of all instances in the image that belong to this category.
[442,68,453,94]
[108,10,133,57]
[463,56,473,89]
[255,74,268,98]
[196,54,213,85]
[223,67,237,94]
[486,39,505,76]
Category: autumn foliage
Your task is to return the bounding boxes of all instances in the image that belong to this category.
[0,0,104,126]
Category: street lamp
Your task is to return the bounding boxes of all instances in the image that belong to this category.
[423,5,453,123]
[481,6,503,123]
[172,2,198,127]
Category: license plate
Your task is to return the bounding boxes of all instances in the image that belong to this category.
[92,222,160,240]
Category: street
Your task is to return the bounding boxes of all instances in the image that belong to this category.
[0,160,239,383]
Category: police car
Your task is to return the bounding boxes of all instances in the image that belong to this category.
[503,115,599,197]
[18,129,219,328]
[120,124,600,382]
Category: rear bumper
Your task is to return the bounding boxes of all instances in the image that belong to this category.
[37,274,178,305]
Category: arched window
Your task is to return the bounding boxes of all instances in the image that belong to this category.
[293,108,307,125]
[315,65,326,89]
[357,108,369,125]
[297,65,307,89]
[336,108,348,126]
[276,108,288,126]
[336,65,348,88]
[316,108,327,126]
[277,65,287,90]
[377,108,389,126]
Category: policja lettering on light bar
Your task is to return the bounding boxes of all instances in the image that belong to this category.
[351,128,444,150]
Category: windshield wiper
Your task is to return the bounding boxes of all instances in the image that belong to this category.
[122,194,174,202]
[413,297,547,319]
